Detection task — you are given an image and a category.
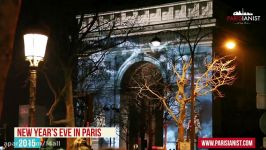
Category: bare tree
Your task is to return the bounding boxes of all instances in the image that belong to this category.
[143,5,218,148]
[0,0,21,121]
[178,5,215,149]
[130,55,236,147]
[40,11,138,149]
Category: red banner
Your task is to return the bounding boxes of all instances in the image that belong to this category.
[198,138,256,149]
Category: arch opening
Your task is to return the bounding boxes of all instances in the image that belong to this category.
[120,61,164,150]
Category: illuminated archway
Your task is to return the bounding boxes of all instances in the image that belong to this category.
[120,61,164,150]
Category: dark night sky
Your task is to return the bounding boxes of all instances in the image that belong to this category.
[20,0,266,48]
[2,0,266,144]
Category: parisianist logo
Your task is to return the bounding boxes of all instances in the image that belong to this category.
[227,8,261,24]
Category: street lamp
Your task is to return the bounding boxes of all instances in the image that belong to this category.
[151,36,161,47]
[24,33,48,127]
[225,40,236,50]
[103,104,119,147]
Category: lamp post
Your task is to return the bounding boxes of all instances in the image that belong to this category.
[103,104,119,147]
[24,33,48,127]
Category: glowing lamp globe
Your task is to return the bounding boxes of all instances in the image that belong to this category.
[24,33,48,67]
[225,41,236,50]
[151,36,161,47]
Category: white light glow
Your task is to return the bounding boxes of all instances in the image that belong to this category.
[24,34,48,66]
[151,41,161,47]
